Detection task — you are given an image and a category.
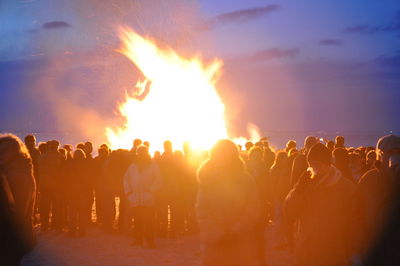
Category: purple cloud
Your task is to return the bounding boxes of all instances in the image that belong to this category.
[198,4,281,30]
[319,39,343,46]
[42,21,71,30]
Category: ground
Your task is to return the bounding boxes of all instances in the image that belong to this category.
[22,224,294,266]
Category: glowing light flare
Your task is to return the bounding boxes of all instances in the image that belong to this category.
[106,26,229,152]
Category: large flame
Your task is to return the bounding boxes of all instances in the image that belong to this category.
[106,27,229,152]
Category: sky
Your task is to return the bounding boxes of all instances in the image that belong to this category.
[0,0,399,147]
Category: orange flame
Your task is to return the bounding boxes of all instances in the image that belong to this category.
[106,27,229,152]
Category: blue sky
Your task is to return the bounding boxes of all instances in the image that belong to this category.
[0,0,399,146]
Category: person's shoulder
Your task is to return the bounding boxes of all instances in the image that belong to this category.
[358,168,380,185]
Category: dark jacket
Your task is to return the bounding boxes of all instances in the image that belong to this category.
[284,166,356,266]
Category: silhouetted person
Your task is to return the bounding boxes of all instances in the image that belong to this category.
[246,146,269,265]
[261,140,275,170]
[38,142,47,155]
[197,139,261,266]
[67,149,89,236]
[24,134,41,224]
[39,140,63,231]
[284,143,357,265]
[157,140,180,238]
[290,136,317,187]
[357,135,400,260]
[0,134,37,264]
[333,148,353,181]
[93,147,109,227]
[124,145,161,247]
[82,141,95,226]
[326,140,335,152]
[285,140,296,153]
[349,152,363,182]
[335,135,345,149]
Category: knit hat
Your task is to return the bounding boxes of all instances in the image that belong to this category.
[307,142,332,165]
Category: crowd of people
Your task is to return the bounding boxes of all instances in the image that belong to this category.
[1,132,400,265]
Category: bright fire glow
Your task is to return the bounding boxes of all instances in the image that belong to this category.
[106,27,230,152]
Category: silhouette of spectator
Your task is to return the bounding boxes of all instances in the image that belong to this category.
[333,148,353,181]
[335,135,345,149]
[197,139,261,266]
[38,142,47,155]
[246,146,269,264]
[124,145,161,247]
[38,140,63,231]
[0,134,37,264]
[290,136,317,187]
[67,149,89,236]
[284,143,357,265]
[24,134,41,224]
[357,135,400,258]
[157,140,180,238]
[326,140,335,152]
[285,140,296,153]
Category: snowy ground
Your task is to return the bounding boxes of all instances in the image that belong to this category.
[22,224,294,266]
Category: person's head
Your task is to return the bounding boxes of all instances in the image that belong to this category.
[76,142,85,150]
[335,136,345,148]
[163,140,173,153]
[24,134,36,148]
[376,135,400,172]
[98,147,109,158]
[0,134,30,165]
[288,148,299,158]
[333,147,349,167]
[58,148,67,160]
[326,141,335,151]
[136,145,151,163]
[38,142,47,154]
[307,143,332,176]
[47,140,59,153]
[73,149,86,161]
[249,146,263,162]
[210,139,243,170]
[286,140,297,152]
[133,138,142,148]
[143,141,150,149]
[245,141,254,151]
[366,150,377,164]
[84,141,93,155]
[304,136,318,152]
[63,144,72,153]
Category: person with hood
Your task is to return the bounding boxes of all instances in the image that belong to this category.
[0,134,36,264]
[197,139,261,266]
[284,143,357,266]
[124,145,161,247]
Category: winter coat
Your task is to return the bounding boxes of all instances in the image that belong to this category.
[123,162,162,207]
[196,160,261,266]
[284,165,356,266]
[357,168,393,254]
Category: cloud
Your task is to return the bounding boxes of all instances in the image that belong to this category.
[198,4,281,30]
[249,48,299,61]
[344,10,400,37]
[319,39,343,46]
[42,21,71,30]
